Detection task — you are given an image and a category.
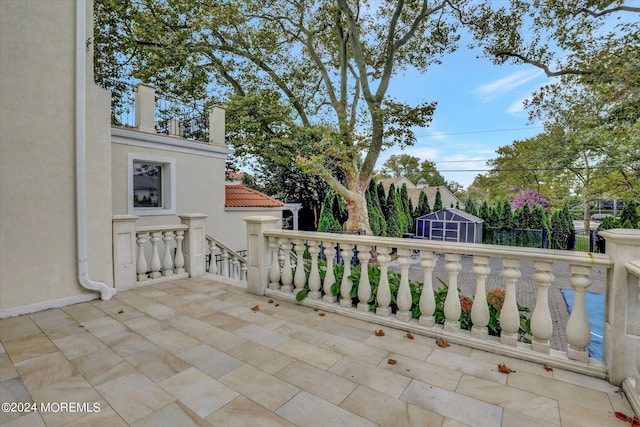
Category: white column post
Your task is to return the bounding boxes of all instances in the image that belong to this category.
[339,244,353,308]
[322,243,337,303]
[244,216,280,295]
[566,265,592,362]
[112,215,139,291]
[293,239,306,295]
[136,232,148,282]
[149,231,162,279]
[418,251,436,326]
[396,248,413,322]
[443,253,462,332]
[208,106,226,146]
[307,241,322,299]
[178,213,208,277]
[500,258,521,346]
[531,261,554,353]
[376,246,392,316]
[162,230,175,277]
[174,230,185,274]
[268,237,281,290]
[280,239,294,293]
[471,255,490,338]
[135,83,156,133]
[356,245,372,312]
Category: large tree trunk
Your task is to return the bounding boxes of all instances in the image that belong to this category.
[583,199,591,234]
[344,190,372,235]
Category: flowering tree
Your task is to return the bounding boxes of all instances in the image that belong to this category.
[510,187,551,210]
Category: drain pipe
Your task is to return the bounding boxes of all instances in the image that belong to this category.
[76,0,113,300]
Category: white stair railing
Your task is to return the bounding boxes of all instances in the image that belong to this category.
[205,234,247,282]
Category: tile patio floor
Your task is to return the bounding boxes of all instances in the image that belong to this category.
[0,275,633,426]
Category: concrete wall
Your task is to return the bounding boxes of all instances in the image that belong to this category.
[0,0,113,315]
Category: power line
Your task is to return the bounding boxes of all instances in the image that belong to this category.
[439,165,631,173]
[416,126,543,138]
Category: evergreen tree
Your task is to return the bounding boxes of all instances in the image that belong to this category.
[500,201,513,229]
[478,201,490,222]
[377,182,388,218]
[465,199,476,216]
[433,188,443,211]
[619,200,639,228]
[486,205,499,228]
[332,193,348,226]
[400,184,413,233]
[366,180,387,236]
[317,191,341,232]
[385,190,402,237]
[415,191,430,218]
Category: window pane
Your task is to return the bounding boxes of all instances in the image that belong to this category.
[133,162,162,208]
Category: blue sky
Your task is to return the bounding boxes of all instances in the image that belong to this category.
[379,42,551,189]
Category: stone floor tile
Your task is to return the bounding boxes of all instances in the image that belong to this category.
[377,353,462,391]
[122,315,166,336]
[200,312,249,331]
[456,375,560,425]
[275,390,377,427]
[312,317,373,342]
[15,351,76,391]
[134,287,168,298]
[401,379,503,427]
[140,303,178,320]
[321,335,390,366]
[125,345,191,383]
[469,349,555,379]
[426,348,508,385]
[205,396,295,427]
[198,325,247,351]
[274,338,342,370]
[71,347,135,386]
[364,332,434,360]
[227,341,295,374]
[233,323,290,348]
[557,399,622,426]
[62,304,105,323]
[64,405,128,427]
[0,378,32,424]
[159,367,239,418]
[274,322,332,346]
[96,371,174,424]
[53,331,106,360]
[3,333,57,363]
[0,352,18,382]
[80,316,128,338]
[100,330,156,358]
[178,344,244,379]
[341,384,446,427]
[147,328,201,355]
[0,411,47,427]
[100,304,145,322]
[501,409,559,427]
[329,356,411,398]
[275,360,357,405]
[167,314,216,339]
[220,365,299,411]
[130,402,207,427]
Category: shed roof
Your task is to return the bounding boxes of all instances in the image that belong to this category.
[225,185,285,208]
[417,208,483,223]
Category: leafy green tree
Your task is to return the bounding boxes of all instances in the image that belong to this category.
[317,191,342,232]
[94,0,470,233]
[378,154,446,186]
[550,205,575,250]
[619,200,639,228]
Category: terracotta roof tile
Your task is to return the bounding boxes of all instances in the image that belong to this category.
[225,185,285,208]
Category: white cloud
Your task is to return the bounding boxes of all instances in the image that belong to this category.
[506,96,528,115]
[476,70,543,101]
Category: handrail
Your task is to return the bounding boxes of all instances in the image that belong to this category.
[137,224,188,233]
[263,229,612,267]
[206,233,247,264]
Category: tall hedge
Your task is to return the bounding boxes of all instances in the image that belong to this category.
[433,188,443,211]
[317,191,342,232]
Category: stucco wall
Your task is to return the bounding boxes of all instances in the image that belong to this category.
[0,0,113,314]
[111,131,233,244]
[223,209,284,252]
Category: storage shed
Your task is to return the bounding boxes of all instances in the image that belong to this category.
[415,208,483,243]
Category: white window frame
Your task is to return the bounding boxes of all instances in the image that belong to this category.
[128,153,176,216]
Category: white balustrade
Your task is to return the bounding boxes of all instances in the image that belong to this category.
[134,225,189,283]
[396,249,413,322]
[322,244,337,303]
[339,244,353,307]
[204,234,248,283]
[471,256,490,338]
[149,231,163,279]
[356,245,372,312]
[500,258,521,346]
[280,239,293,293]
[174,230,185,274]
[566,265,592,362]
[418,251,436,326]
[307,241,322,299]
[293,240,306,295]
[221,249,229,277]
[136,232,148,282]
[375,246,392,316]
[531,261,554,353]
[443,253,462,332]
[268,237,281,290]
[162,231,174,277]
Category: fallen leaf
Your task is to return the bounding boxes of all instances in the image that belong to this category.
[275,303,280,307]
[375,329,385,336]
[543,365,553,372]
[387,359,397,365]
[615,412,640,426]
[406,333,414,340]
[435,338,449,348]
[318,312,325,317]
[118,309,124,314]
[251,305,260,311]
[268,299,274,303]
[498,363,516,374]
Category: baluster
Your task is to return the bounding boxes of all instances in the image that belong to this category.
[231,257,240,279]
[531,261,554,353]
[280,239,293,292]
[471,256,490,338]
[566,265,592,362]
[174,230,185,274]
[162,231,175,277]
[375,246,392,316]
[293,240,306,295]
[221,248,229,277]
[307,241,321,299]
[136,232,148,281]
[357,245,372,312]
[396,249,413,322]
[208,240,218,274]
[339,244,353,307]
[419,251,436,326]
[240,262,247,281]
[322,244,337,303]
[443,253,462,331]
[149,231,162,279]
[500,258,521,346]
[268,237,281,290]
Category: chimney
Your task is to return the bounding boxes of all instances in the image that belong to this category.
[208,106,225,146]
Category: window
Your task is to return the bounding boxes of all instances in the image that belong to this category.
[128,153,175,215]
